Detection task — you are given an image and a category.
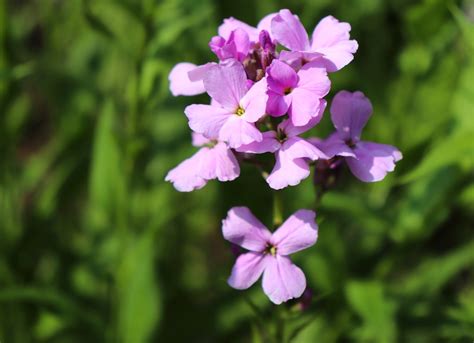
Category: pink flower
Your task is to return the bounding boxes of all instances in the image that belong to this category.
[165,133,239,192]
[223,207,318,304]
[237,114,327,190]
[266,59,330,126]
[168,63,215,97]
[185,60,268,148]
[316,91,402,182]
[218,13,277,43]
[271,9,358,72]
[209,28,250,62]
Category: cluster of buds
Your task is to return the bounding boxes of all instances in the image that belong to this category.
[166,9,401,304]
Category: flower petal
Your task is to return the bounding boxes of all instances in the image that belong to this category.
[236,131,281,154]
[266,91,291,117]
[204,61,247,110]
[222,207,272,251]
[218,17,259,41]
[297,60,331,96]
[271,9,310,51]
[272,210,318,255]
[240,78,268,122]
[256,13,278,38]
[208,142,240,181]
[185,104,231,139]
[219,115,262,148]
[266,138,323,190]
[168,62,205,96]
[165,149,208,192]
[267,60,298,94]
[262,255,306,304]
[311,15,358,72]
[191,132,212,147]
[315,132,356,158]
[228,252,269,290]
[279,100,327,137]
[346,141,402,182]
[330,90,373,141]
[289,90,327,126]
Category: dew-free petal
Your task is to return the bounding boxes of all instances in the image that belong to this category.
[240,78,268,123]
[311,15,358,72]
[271,210,318,255]
[185,104,232,140]
[165,150,208,192]
[236,131,280,154]
[330,90,373,141]
[228,252,269,290]
[219,115,262,148]
[168,62,205,96]
[346,141,402,182]
[222,207,272,251]
[204,62,247,110]
[271,9,310,51]
[262,255,306,304]
[267,60,298,94]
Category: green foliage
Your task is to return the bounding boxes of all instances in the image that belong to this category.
[0,0,472,342]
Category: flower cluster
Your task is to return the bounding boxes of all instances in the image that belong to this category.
[165,9,402,304]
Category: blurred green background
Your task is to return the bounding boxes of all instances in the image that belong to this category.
[1,0,473,342]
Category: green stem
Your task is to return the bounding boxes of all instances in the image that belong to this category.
[273,191,283,228]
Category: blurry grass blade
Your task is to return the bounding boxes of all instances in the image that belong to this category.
[82,0,115,39]
[118,231,161,342]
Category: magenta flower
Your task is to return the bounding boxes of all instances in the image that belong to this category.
[209,28,250,62]
[266,59,330,126]
[223,207,318,304]
[271,9,358,72]
[165,133,239,192]
[237,113,327,190]
[316,91,402,182]
[218,13,277,43]
[185,60,267,148]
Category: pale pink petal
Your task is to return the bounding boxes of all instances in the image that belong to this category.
[311,15,358,72]
[267,60,298,94]
[191,132,212,147]
[228,252,269,289]
[271,210,318,255]
[185,104,231,139]
[204,61,247,110]
[297,60,331,96]
[271,9,310,51]
[236,131,281,154]
[257,13,278,38]
[219,115,262,148]
[240,78,268,122]
[278,51,323,70]
[188,62,215,82]
[330,90,373,141]
[279,101,327,137]
[218,17,259,41]
[168,62,205,96]
[165,150,208,192]
[282,137,326,160]
[346,141,402,182]
[209,142,240,181]
[289,89,326,126]
[262,255,306,304]
[222,207,272,251]
[315,132,356,158]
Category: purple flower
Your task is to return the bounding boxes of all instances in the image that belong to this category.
[209,28,250,62]
[165,133,239,192]
[185,60,268,148]
[168,62,206,96]
[271,9,358,72]
[223,207,318,304]
[316,91,402,182]
[237,115,327,190]
[218,13,277,43]
[266,59,330,126]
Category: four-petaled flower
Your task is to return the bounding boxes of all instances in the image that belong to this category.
[185,61,268,148]
[223,207,318,304]
[315,91,402,182]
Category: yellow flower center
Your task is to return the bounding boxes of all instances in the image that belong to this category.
[236,107,245,116]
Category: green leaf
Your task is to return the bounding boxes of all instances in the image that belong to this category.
[346,281,397,343]
[117,231,161,342]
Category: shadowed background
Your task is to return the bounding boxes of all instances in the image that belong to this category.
[0,0,473,342]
